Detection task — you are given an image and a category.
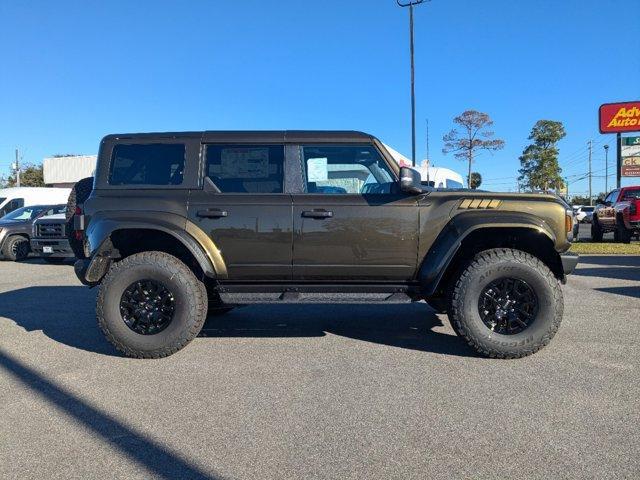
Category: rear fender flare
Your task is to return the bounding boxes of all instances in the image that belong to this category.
[85,214,227,280]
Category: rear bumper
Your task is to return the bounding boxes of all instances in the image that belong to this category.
[560,252,579,275]
[30,238,75,258]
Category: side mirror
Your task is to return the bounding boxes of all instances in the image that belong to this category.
[399,167,423,195]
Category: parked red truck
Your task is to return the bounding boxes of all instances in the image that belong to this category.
[591,186,640,243]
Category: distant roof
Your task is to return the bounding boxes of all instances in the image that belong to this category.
[103,130,375,143]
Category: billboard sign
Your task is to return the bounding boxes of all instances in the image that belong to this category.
[599,101,640,133]
[623,136,640,146]
[621,156,640,177]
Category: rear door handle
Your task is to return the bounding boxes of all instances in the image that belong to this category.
[301,210,333,219]
[197,209,228,218]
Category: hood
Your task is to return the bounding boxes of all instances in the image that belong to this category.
[0,219,30,228]
[34,213,67,224]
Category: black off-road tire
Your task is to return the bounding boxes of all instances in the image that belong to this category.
[591,217,603,242]
[2,236,30,261]
[448,248,563,359]
[66,176,94,259]
[616,217,632,244]
[97,251,207,358]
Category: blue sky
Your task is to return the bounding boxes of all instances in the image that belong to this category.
[1,0,638,196]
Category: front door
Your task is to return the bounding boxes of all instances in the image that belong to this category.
[291,144,419,281]
[187,143,292,280]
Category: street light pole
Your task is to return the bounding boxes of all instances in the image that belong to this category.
[397,0,429,167]
[603,144,609,193]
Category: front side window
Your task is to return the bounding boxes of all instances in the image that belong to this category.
[206,145,284,193]
[109,144,185,186]
[301,145,395,194]
[622,189,640,200]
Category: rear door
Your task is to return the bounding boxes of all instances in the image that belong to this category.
[187,143,292,280]
[290,144,419,281]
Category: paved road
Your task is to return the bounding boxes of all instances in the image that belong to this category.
[1,256,639,479]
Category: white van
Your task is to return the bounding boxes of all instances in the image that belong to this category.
[419,166,465,189]
[0,187,71,218]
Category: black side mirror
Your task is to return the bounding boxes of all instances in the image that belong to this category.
[399,167,423,195]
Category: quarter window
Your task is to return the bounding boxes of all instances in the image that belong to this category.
[301,145,395,194]
[206,145,284,193]
[109,144,185,186]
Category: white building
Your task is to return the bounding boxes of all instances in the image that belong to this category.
[43,155,97,187]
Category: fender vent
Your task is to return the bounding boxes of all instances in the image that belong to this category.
[459,199,502,209]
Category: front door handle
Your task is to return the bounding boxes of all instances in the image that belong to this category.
[197,209,228,218]
[301,210,333,219]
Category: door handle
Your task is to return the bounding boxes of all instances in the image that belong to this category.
[197,209,228,218]
[301,210,333,219]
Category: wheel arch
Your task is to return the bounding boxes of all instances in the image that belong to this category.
[419,214,563,298]
[83,215,227,284]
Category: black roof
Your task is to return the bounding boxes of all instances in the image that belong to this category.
[103,130,376,144]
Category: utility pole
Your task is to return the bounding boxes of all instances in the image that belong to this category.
[603,144,609,193]
[616,133,622,189]
[425,118,430,183]
[14,149,20,188]
[397,0,429,167]
[587,140,593,206]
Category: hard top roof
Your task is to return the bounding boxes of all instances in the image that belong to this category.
[102,130,376,143]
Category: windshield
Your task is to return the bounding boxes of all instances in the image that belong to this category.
[1,205,65,221]
[2,206,46,221]
[582,206,594,212]
[0,197,5,206]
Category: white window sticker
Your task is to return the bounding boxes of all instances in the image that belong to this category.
[307,158,328,182]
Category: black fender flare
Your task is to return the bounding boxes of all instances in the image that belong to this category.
[82,212,227,283]
[418,211,557,296]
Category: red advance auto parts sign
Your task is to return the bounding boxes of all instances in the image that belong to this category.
[599,101,640,133]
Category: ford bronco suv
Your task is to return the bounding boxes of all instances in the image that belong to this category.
[74,131,578,359]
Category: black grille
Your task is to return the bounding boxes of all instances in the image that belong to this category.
[36,223,65,238]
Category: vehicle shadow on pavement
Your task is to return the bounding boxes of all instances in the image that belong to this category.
[575,254,640,282]
[0,286,476,358]
[0,347,220,480]
[595,286,640,299]
[0,286,118,356]
[202,303,477,358]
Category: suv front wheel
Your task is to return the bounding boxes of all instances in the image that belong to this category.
[97,251,207,358]
[448,248,563,359]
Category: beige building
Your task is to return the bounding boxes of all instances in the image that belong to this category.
[43,155,97,187]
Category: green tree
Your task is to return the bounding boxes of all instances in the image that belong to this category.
[469,172,482,189]
[518,120,566,192]
[6,163,45,187]
[442,110,505,188]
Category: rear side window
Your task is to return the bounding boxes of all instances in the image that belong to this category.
[109,144,185,186]
[206,145,284,193]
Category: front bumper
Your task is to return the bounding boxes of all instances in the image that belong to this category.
[560,252,579,275]
[30,238,75,258]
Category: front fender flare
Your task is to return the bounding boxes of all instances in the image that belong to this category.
[418,211,557,296]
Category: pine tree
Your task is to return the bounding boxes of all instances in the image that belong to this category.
[518,120,566,192]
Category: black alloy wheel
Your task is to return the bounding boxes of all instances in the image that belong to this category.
[478,277,539,335]
[120,279,176,335]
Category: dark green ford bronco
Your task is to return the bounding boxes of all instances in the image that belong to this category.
[74,131,578,359]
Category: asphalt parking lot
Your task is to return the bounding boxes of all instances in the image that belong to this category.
[1,256,639,479]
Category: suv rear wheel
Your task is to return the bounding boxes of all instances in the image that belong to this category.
[97,251,207,358]
[448,248,563,359]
